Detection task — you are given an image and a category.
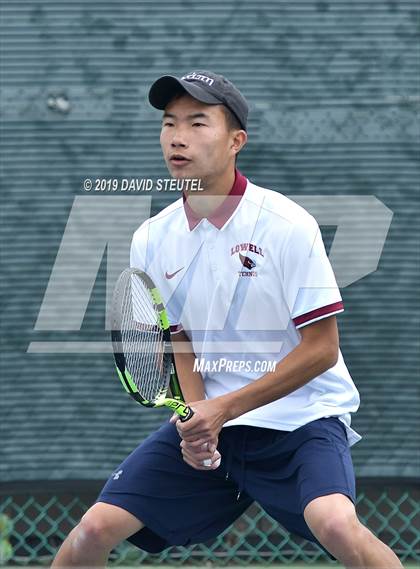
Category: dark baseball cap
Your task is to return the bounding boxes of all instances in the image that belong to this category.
[148,70,249,131]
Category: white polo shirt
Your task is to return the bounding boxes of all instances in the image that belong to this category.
[131,170,361,445]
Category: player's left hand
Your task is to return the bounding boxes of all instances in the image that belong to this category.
[170,397,228,445]
[180,440,222,470]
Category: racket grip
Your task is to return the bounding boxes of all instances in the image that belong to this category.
[180,406,194,422]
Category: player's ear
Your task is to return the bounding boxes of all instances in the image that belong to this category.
[231,130,247,156]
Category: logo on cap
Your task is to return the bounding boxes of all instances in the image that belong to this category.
[181,72,214,86]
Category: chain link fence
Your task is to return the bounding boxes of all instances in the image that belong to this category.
[1,485,418,565]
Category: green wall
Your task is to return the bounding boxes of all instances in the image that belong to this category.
[1,1,419,482]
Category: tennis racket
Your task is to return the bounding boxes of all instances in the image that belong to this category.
[111,267,194,422]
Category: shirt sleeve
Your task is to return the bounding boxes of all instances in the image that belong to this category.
[282,215,344,329]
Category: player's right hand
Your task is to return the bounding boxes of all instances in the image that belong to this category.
[180,440,221,470]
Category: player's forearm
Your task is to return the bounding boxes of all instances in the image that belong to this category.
[174,352,206,403]
[172,331,205,403]
[220,331,338,422]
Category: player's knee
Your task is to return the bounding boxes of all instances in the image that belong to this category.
[312,510,361,551]
[76,511,120,552]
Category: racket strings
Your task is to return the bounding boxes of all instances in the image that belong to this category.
[119,273,170,402]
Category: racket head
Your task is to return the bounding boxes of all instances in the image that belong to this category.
[111,268,172,406]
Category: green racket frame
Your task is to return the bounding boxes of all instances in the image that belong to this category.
[111,269,194,422]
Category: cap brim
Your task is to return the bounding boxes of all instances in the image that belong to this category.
[149,75,221,109]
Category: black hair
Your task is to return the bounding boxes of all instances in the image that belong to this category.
[221,105,243,132]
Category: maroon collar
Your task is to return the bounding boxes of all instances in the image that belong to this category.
[183,169,247,231]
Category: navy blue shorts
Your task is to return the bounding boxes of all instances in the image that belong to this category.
[97,417,355,555]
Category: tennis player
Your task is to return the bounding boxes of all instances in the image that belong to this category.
[51,71,402,568]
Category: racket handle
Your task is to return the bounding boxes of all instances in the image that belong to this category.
[180,406,194,422]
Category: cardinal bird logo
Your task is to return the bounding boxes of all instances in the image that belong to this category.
[239,253,256,270]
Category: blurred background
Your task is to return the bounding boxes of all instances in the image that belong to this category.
[0,0,419,565]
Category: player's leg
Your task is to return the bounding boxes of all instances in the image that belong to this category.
[241,418,403,567]
[303,493,403,568]
[51,422,253,568]
[51,502,143,567]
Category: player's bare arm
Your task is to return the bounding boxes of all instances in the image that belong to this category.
[176,315,339,445]
[170,329,222,470]
[171,329,206,403]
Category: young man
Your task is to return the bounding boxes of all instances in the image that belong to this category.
[51,71,402,568]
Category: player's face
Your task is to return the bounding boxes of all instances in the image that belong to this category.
[160,94,238,185]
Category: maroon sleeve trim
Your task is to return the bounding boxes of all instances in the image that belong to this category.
[293,301,344,328]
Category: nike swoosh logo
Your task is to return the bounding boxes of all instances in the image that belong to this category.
[165,267,184,280]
